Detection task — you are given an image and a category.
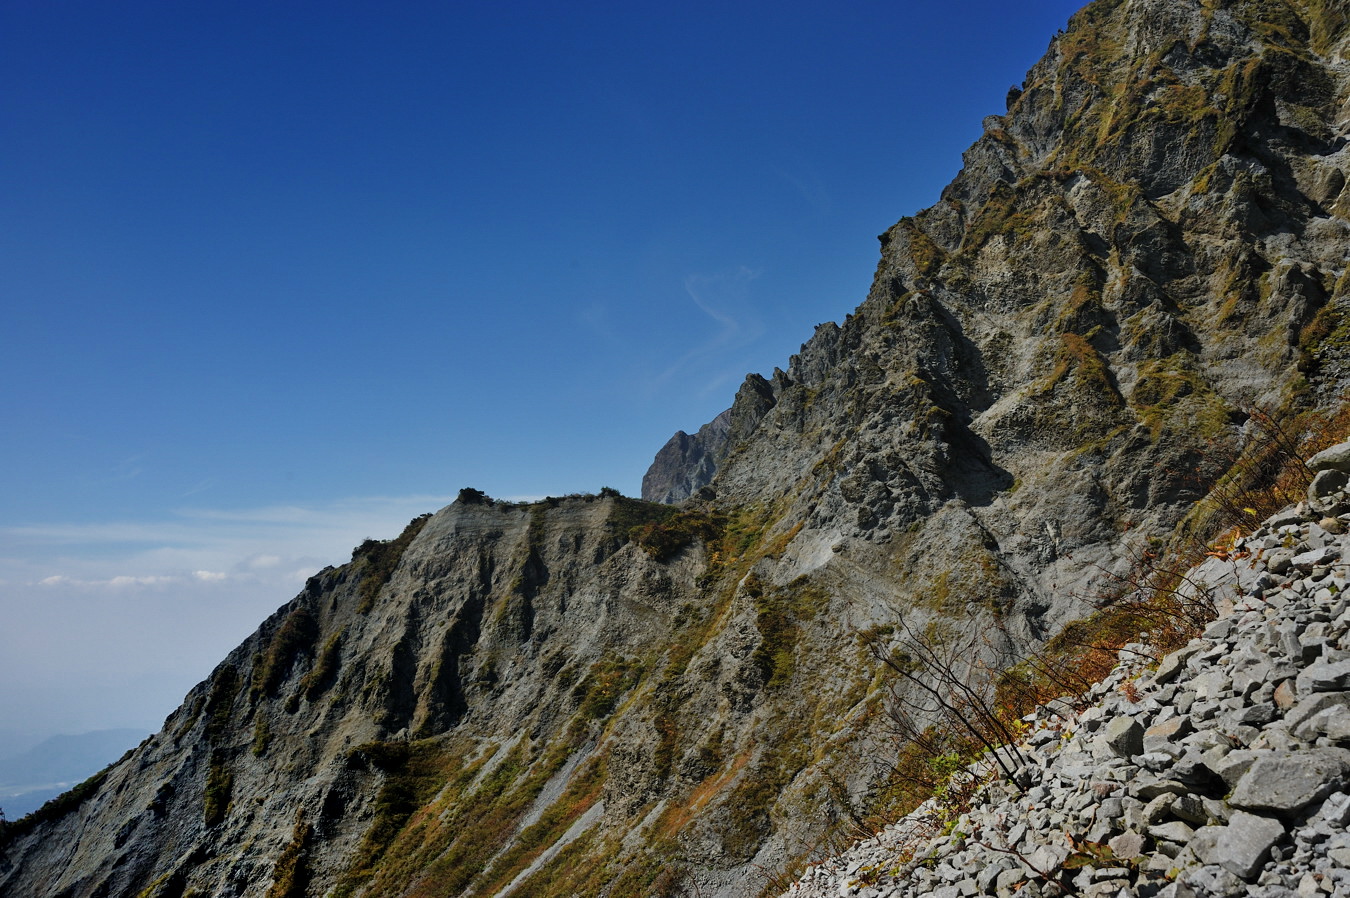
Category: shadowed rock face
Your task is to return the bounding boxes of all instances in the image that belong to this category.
[641,408,733,504]
[7,2,1350,896]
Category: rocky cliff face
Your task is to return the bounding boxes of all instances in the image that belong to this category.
[5,1,1350,896]
[653,0,1350,637]
[641,409,732,505]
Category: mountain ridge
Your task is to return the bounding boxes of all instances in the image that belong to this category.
[5,1,1350,895]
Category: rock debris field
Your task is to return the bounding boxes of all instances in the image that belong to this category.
[784,444,1350,898]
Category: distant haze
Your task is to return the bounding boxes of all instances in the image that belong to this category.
[0,729,149,819]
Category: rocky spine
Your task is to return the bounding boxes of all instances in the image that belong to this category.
[5,0,1350,896]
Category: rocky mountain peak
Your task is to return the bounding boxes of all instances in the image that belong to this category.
[6,1,1350,896]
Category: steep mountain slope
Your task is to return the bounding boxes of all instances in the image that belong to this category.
[651,0,1350,637]
[786,458,1350,897]
[4,1,1350,896]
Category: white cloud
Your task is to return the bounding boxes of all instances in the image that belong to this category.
[772,164,833,216]
[0,493,455,741]
[647,267,766,395]
[107,575,175,588]
[37,573,179,589]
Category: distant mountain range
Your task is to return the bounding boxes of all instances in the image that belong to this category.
[0,729,147,820]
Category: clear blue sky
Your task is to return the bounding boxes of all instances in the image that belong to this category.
[1,0,1086,745]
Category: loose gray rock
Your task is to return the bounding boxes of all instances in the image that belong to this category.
[1286,692,1350,732]
[1298,660,1350,694]
[1189,812,1286,880]
[1109,831,1146,860]
[1311,469,1350,500]
[1309,442,1350,475]
[1144,716,1193,753]
[1102,716,1144,759]
[1154,646,1202,686]
[1228,751,1350,815]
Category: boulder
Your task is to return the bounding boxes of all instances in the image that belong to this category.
[1228,750,1350,815]
[1308,441,1350,474]
[1310,469,1350,500]
[1284,691,1350,732]
[1297,659,1350,694]
[1102,716,1144,759]
[1188,812,1285,880]
[1144,716,1193,753]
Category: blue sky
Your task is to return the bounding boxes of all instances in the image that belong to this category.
[1,0,1086,745]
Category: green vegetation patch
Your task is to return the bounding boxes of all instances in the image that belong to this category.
[337,740,469,892]
[336,735,608,898]
[1297,298,1350,375]
[961,181,1041,251]
[721,731,813,862]
[502,830,683,898]
[747,574,826,690]
[1054,275,1109,336]
[894,219,946,277]
[1304,0,1350,54]
[1129,354,1230,440]
[1044,333,1116,396]
[355,513,433,613]
[299,630,343,703]
[251,717,272,758]
[252,607,318,699]
[471,754,608,895]
[266,811,312,898]
[204,664,241,743]
[1026,333,1126,447]
[631,509,724,561]
[605,495,677,535]
[1059,0,1128,88]
[572,655,646,722]
[920,547,1015,616]
[203,751,233,828]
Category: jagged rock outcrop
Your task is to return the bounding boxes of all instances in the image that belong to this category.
[5,1,1350,896]
[652,0,1350,637]
[642,409,732,504]
[784,455,1350,898]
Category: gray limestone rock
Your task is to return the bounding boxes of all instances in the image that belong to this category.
[1309,443,1350,475]
[1109,831,1146,860]
[1171,794,1211,826]
[1316,792,1350,826]
[1149,821,1196,845]
[1229,752,1350,815]
[1155,646,1202,686]
[1189,812,1287,880]
[1295,547,1342,572]
[1311,470,1350,501]
[1145,716,1194,753]
[1292,704,1350,742]
[1270,551,1298,576]
[1102,716,1145,759]
[1285,692,1350,734]
[1211,749,1266,788]
[1298,660,1350,694]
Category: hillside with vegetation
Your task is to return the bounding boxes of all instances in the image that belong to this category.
[4,1,1350,895]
